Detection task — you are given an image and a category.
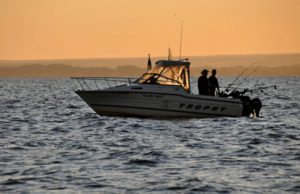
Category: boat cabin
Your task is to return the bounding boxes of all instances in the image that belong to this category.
[134,60,191,93]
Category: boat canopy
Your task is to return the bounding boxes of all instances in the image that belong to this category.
[135,60,191,93]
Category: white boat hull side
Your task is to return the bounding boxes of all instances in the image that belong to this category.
[76,90,243,118]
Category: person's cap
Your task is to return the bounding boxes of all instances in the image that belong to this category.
[201,69,209,74]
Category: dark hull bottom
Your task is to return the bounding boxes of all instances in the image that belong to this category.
[91,105,228,118]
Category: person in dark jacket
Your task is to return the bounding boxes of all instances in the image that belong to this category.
[208,69,220,96]
[198,69,210,95]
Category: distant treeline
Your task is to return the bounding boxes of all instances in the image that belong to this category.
[1,53,300,68]
[0,64,300,78]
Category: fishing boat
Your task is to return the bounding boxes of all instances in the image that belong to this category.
[72,58,262,118]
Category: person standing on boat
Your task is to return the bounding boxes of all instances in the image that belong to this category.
[208,69,220,96]
[198,69,210,95]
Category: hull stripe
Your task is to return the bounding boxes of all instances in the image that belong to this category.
[76,90,241,104]
[90,104,240,117]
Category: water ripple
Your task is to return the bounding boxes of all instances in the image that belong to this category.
[0,77,299,193]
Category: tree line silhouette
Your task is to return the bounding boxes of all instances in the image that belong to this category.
[0,63,299,78]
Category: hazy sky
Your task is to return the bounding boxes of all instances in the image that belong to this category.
[1,0,300,60]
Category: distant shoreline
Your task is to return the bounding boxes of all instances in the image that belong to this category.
[1,53,300,69]
[1,63,299,78]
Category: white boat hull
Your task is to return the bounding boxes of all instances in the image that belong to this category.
[76,89,243,118]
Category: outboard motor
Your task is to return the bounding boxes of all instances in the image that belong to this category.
[240,96,252,117]
[250,98,262,117]
[240,96,262,117]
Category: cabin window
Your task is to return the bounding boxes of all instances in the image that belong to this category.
[135,61,190,93]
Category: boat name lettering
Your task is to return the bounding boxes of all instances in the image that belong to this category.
[179,103,227,112]
[112,92,129,95]
[143,94,163,98]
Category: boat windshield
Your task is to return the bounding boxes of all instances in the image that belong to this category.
[135,60,191,93]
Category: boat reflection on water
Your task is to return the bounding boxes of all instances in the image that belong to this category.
[72,59,262,118]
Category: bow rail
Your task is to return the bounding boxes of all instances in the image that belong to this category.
[70,77,137,90]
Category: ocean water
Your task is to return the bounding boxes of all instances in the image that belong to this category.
[0,77,299,193]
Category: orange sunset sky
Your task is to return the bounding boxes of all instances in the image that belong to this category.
[1,0,300,60]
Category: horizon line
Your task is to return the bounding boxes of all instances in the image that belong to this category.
[1,52,300,61]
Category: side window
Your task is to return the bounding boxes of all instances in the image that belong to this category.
[181,69,186,87]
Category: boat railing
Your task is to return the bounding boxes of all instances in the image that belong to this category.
[70,77,137,90]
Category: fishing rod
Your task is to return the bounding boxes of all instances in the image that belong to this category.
[232,65,262,91]
[254,79,259,87]
[247,85,277,93]
[224,84,276,98]
[225,61,259,92]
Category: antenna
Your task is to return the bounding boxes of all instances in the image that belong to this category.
[168,43,172,61]
[179,20,183,60]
